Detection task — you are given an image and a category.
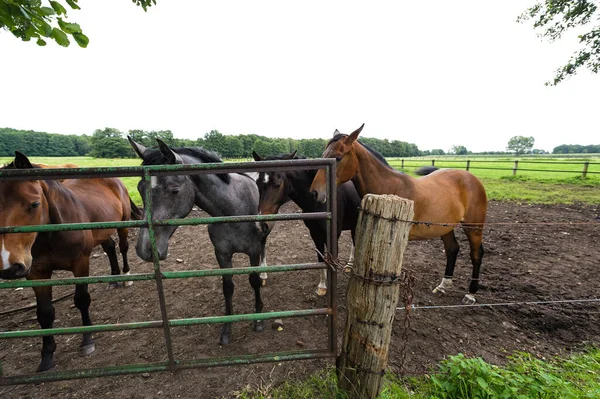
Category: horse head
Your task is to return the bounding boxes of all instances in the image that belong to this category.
[252,150,297,235]
[309,123,364,203]
[128,137,196,262]
[0,152,51,279]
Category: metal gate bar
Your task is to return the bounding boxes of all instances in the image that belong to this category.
[0,158,338,385]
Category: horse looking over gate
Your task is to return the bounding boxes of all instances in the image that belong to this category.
[127,137,267,346]
[0,152,142,372]
[309,124,488,304]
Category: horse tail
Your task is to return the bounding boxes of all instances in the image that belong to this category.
[129,198,144,220]
[415,166,439,176]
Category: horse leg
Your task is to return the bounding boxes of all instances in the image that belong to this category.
[309,228,327,296]
[249,252,264,333]
[463,227,485,305]
[73,258,95,356]
[259,236,268,286]
[32,277,56,372]
[101,237,121,290]
[433,231,460,295]
[117,228,133,287]
[216,251,235,345]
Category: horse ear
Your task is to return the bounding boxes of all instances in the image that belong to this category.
[14,151,34,169]
[252,151,263,162]
[284,150,297,160]
[333,129,340,137]
[347,123,365,143]
[127,136,147,159]
[156,139,183,164]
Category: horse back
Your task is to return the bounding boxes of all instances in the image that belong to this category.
[409,169,487,238]
[62,178,132,244]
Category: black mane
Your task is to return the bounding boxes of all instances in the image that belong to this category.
[329,134,392,169]
[142,146,231,184]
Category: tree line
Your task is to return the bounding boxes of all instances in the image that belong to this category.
[1,127,422,159]
[1,127,598,159]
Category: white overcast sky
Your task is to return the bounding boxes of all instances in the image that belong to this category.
[0,0,598,153]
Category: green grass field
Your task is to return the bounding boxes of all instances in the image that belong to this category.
[2,155,600,205]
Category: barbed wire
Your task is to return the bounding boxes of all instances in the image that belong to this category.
[396,298,600,311]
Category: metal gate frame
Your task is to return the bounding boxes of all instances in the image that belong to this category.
[0,158,338,385]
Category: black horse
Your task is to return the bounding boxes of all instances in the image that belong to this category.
[252,151,360,296]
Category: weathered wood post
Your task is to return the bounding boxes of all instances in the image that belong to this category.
[466,159,471,171]
[582,161,589,178]
[513,160,519,176]
[337,194,414,399]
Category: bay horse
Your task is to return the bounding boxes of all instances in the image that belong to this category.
[0,152,142,372]
[309,124,488,304]
[252,151,360,296]
[128,137,267,345]
[36,162,133,289]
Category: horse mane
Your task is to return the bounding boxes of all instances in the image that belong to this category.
[142,146,231,184]
[329,134,392,170]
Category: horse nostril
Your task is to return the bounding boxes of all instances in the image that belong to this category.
[311,190,318,201]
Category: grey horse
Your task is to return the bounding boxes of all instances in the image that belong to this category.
[128,137,267,345]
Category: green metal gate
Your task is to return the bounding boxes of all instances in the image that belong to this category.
[0,158,338,385]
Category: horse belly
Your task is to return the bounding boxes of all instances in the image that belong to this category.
[408,224,454,241]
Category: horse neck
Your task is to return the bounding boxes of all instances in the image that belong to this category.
[351,144,414,199]
[191,173,257,217]
[287,170,323,212]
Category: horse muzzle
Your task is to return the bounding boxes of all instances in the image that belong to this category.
[0,263,29,280]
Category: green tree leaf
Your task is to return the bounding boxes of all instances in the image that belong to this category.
[51,27,70,46]
[72,32,89,47]
[39,6,56,16]
[36,38,47,46]
[49,1,67,15]
[65,0,81,10]
[58,18,81,33]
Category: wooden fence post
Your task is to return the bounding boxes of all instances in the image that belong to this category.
[401,159,404,169]
[513,160,519,176]
[466,160,471,172]
[337,194,414,399]
[431,159,435,167]
[582,161,589,178]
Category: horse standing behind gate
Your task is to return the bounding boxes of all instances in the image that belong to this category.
[127,137,267,346]
[252,151,360,296]
[309,124,488,304]
[0,152,142,372]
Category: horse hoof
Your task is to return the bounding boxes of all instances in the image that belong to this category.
[123,280,134,287]
[462,294,476,305]
[261,279,267,287]
[316,287,327,296]
[253,320,264,332]
[36,360,56,372]
[79,342,95,357]
[432,286,446,295]
[106,282,121,290]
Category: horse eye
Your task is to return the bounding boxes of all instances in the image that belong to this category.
[30,201,40,210]
[171,188,180,195]
[335,156,343,162]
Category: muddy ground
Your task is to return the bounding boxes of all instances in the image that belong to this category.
[1,200,599,398]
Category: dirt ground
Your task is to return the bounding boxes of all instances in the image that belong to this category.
[1,200,599,398]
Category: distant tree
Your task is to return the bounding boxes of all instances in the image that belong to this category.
[553,143,600,154]
[430,149,445,156]
[89,127,131,158]
[203,130,227,155]
[0,0,156,48]
[451,145,468,155]
[518,1,600,85]
[507,136,535,155]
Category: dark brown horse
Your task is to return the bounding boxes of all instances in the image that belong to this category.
[252,151,361,296]
[309,124,488,304]
[0,152,142,372]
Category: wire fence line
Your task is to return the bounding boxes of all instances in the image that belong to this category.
[396,298,600,312]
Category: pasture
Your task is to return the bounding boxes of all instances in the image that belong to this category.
[1,155,599,398]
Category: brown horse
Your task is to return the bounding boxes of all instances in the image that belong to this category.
[309,124,488,304]
[35,162,132,288]
[0,151,142,372]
